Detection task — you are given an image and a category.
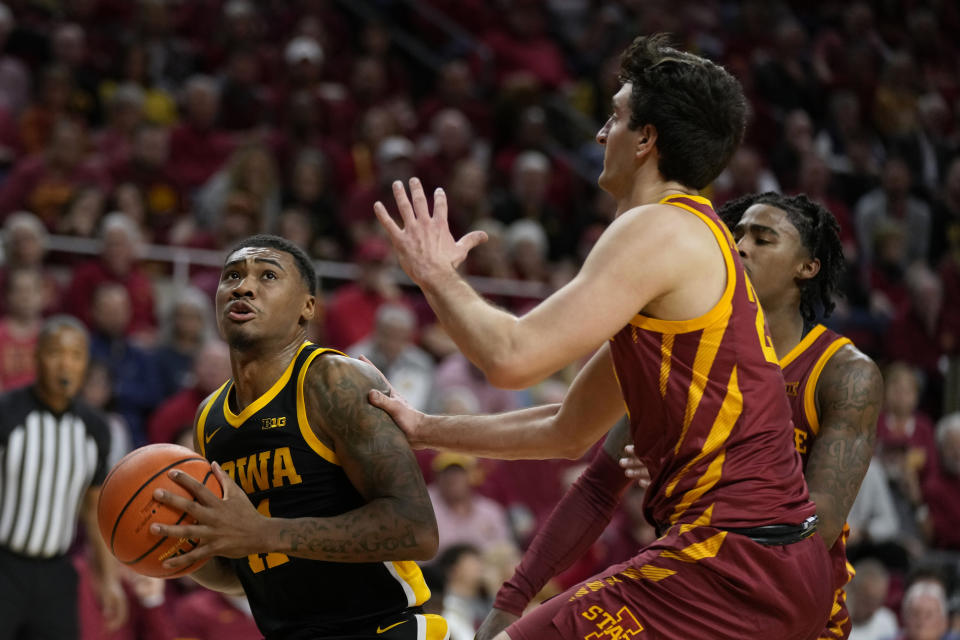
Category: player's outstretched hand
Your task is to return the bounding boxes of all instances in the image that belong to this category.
[373,177,487,289]
[619,444,651,488]
[475,607,520,640]
[149,462,270,570]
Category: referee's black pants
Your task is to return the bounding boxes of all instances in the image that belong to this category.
[0,546,78,640]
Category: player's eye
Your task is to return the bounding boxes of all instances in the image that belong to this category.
[263,271,277,280]
[224,270,240,280]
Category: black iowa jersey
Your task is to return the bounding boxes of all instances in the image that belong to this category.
[197,342,431,638]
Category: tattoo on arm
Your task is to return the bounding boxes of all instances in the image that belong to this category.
[805,347,882,547]
[276,356,438,562]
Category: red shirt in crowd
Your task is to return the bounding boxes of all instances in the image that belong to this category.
[0,319,38,391]
[64,259,156,334]
[147,387,207,445]
[173,590,261,640]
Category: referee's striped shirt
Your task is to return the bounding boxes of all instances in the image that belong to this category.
[0,386,110,558]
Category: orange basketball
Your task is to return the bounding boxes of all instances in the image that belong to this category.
[97,443,223,578]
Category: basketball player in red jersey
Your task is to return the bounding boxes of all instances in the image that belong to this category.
[475,193,882,640]
[370,35,835,639]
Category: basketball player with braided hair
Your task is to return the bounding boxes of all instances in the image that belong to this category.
[478,192,880,640]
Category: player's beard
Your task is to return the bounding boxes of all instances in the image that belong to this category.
[225,327,258,352]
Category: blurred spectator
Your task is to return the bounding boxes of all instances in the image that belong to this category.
[885,266,947,407]
[794,152,856,252]
[0,268,44,390]
[920,414,960,551]
[88,283,163,446]
[64,213,156,336]
[483,0,569,90]
[873,52,920,140]
[493,150,569,259]
[847,459,900,548]
[417,108,483,193]
[446,159,492,238]
[0,117,106,224]
[97,43,177,126]
[92,83,145,168]
[434,351,520,416]
[218,49,267,132]
[168,75,235,192]
[847,558,899,640]
[0,3,29,117]
[324,235,412,351]
[196,143,280,232]
[432,544,486,640]
[753,19,823,120]
[769,109,815,193]
[711,146,780,206]
[18,65,79,155]
[153,287,213,396]
[931,157,960,266]
[855,156,932,270]
[891,92,954,198]
[173,589,260,640]
[417,60,491,140]
[342,135,417,243]
[75,555,176,640]
[0,211,60,316]
[428,453,515,556]
[347,304,435,412]
[80,359,132,470]
[281,149,343,259]
[110,123,182,242]
[57,186,105,238]
[148,340,230,446]
[894,580,954,640]
[49,23,101,126]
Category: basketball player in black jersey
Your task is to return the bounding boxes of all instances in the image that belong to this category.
[148,235,447,640]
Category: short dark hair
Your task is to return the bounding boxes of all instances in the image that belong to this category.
[618,34,747,190]
[227,234,318,295]
[38,314,89,345]
[718,192,844,322]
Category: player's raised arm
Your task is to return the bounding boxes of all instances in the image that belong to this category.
[269,355,438,562]
[804,346,882,547]
[370,343,626,460]
[375,179,691,389]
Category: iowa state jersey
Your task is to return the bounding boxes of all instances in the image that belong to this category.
[780,324,856,639]
[610,194,815,532]
[197,342,430,637]
[780,324,853,465]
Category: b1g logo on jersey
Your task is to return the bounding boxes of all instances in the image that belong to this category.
[581,605,644,640]
[261,416,287,430]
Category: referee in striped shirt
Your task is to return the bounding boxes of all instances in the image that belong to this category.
[0,315,126,639]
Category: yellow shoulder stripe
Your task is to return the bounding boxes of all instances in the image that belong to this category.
[197,381,229,457]
[779,324,827,369]
[296,347,344,465]
[804,338,853,435]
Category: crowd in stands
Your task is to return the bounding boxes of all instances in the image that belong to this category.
[0,0,959,638]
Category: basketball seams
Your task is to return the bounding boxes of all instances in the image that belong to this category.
[106,455,206,553]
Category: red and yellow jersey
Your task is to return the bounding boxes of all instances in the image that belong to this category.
[610,194,814,531]
[780,324,856,639]
[780,324,853,466]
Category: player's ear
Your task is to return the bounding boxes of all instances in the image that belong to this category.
[301,294,317,323]
[635,124,657,159]
[797,257,820,282]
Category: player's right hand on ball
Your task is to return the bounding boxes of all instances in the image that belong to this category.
[475,608,519,640]
[619,445,651,488]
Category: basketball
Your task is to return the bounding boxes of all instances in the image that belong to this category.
[97,443,223,578]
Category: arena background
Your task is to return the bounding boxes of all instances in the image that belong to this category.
[0,0,958,637]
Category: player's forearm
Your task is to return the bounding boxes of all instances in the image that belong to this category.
[189,557,245,595]
[496,445,631,615]
[268,497,439,562]
[412,404,589,460]
[421,272,536,389]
